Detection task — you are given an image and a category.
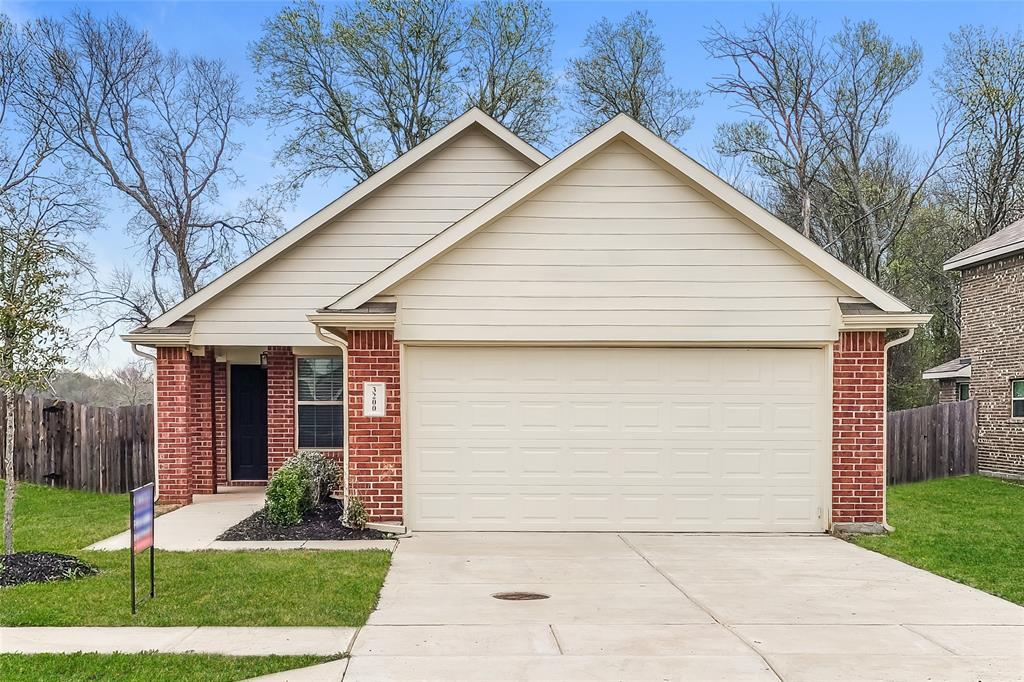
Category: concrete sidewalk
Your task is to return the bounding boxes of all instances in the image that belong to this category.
[85,487,396,552]
[0,626,356,656]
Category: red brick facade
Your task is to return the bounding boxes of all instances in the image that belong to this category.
[347,330,403,522]
[155,331,887,527]
[189,350,215,495]
[265,346,296,477]
[155,347,193,504]
[213,361,228,484]
[832,331,887,525]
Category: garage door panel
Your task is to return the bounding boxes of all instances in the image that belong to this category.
[410,440,821,483]
[407,485,821,531]
[406,347,827,531]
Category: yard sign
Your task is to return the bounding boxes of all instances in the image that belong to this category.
[130,482,155,614]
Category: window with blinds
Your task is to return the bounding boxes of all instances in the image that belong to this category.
[296,357,344,449]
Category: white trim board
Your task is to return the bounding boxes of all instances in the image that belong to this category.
[148,109,548,329]
[329,115,911,314]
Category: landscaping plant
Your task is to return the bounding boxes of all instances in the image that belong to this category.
[264,451,341,526]
[344,496,369,530]
[264,466,309,526]
[290,450,341,507]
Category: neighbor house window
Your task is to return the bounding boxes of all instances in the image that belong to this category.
[296,357,345,448]
[1013,380,1024,419]
[957,382,970,401]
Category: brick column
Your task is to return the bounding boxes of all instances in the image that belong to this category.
[832,331,886,525]
[265,346,295,476]
[156,347,192,504]
[213,360,228,484]
[189,350,216,495]
[347,330,402,523]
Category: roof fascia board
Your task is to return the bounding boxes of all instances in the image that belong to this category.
[148,109,547,328]
[922,367,971,380]
[120,332,192,347]
[839,313,933,331]
[306,312,396,330]
[332,115,911,313]
[944,241,1024,271]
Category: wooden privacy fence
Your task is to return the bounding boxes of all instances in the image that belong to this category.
[0,394,153,493]
[887,400,977,485]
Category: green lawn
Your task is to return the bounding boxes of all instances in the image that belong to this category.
[0,653,337,682]
[855,475,1024,605]
[0,482,391,626]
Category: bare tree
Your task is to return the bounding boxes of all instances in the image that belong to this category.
[813,20,960,283]
[0,176,93,554]
[28,12,280,323]
[462,0,558,146]
[251,0,464,186]
[703,9,832,237]
[110,359,153,407]
[936,26,1024,244]
[567,11,700,142]
[0,14,56,199]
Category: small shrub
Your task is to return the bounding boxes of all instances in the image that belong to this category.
[291,450,341,507]
[344,496,369,529]
[265,466,308,526]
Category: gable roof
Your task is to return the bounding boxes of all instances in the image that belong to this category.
[146,108,548,329]
[327,115,911,314]
[944,218,1024,271]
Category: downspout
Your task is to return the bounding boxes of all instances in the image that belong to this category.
[312,324,350,502]
[131,344,159,499]
[882,328,917,528]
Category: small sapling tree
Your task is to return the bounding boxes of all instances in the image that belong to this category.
[0,179,90,555]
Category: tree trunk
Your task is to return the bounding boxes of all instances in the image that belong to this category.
[4,389,16,555]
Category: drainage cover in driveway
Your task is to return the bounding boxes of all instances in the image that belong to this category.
[492,591,549,601]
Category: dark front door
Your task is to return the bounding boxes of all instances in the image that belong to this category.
[230,364,268,480]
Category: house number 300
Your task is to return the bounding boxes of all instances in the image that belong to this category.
[363,382,386,417]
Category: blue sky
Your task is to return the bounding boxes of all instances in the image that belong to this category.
[2,0,1021,369]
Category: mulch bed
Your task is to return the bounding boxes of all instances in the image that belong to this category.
[0,551,97,588]
[217,499,391,542]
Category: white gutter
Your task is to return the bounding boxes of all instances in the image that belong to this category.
[131,344,159,500]
[881,328,918,528]
[312,324,351,503]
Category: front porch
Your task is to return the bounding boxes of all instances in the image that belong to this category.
[152,332,402,523]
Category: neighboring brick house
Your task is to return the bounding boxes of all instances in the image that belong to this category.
[124,110,930,533]
[924,218,1024,479]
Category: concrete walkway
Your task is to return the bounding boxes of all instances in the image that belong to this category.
[88,487,266,551]
[86,487,395,552]
[0,627,356,656]
[338,532,1024,682]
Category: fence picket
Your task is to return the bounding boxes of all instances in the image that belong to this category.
[887,400,977,484]
[0,394,153,494]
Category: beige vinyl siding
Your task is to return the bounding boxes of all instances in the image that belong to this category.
[191,128,536,346]
[390,140,848,343]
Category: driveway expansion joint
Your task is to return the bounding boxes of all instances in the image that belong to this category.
[617,533,786,682]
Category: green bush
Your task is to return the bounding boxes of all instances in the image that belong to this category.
[344,496,369,530]
[264,451,342,526]
[265,466,309,526]
[291,450,341,507]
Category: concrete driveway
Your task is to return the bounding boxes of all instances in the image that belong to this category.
[343,533,1024,682]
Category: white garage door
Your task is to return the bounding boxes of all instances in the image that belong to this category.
[405,347,827,532]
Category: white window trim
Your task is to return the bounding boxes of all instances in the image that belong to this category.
[294,355,346,450]
[1012,379,1024,419]
[956,381,970,401]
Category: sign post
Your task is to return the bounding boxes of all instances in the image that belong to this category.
[130,482,155,614]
